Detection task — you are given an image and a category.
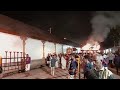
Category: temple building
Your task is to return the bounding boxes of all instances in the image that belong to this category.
[0,14,80,69]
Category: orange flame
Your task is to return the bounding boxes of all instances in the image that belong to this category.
[82,42,100,51]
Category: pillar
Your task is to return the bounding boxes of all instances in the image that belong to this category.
[0,55,2,67]
[20,36,27,70]
[62,44,64,54]
[54,43,56,54]
[41,40,45,59]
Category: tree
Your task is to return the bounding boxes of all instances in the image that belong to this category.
[102,25,120,49]
[108,26,120,47]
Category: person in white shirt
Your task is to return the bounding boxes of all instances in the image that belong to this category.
[61,55,66,69]
[95,60,114,79]
[103,54,107,59]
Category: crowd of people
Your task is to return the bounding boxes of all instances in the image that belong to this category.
[45,49,120,79]
[45,53,78,78]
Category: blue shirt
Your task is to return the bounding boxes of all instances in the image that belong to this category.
[69,60,78,75]
[70,60,77,69]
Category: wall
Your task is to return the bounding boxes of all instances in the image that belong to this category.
[0,32,74,64]
[25,38,43,60]
[0,32,23,63]
[44,41,55,57]
[56,44,62,55]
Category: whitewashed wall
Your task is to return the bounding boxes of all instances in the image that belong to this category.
[44,41,55,57]
[56,44,62,55]
[0,32,75,62]
[25,38,43,60]
[75,47,81,53]
[0,32,23,63]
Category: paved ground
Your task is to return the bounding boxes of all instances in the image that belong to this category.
[2,65,120,79]
[109,67,120,79]
[2,66,84,79]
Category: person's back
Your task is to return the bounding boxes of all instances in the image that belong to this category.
[50,55,57,76]
[99,67,114,79]
[51,58,57,67]
[86,61,114,79]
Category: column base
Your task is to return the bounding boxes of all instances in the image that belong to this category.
[41,57,46,65]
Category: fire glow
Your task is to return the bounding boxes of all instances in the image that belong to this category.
[82,42,100,51]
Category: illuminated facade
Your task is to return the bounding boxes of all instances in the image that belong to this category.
[0,14,78,67]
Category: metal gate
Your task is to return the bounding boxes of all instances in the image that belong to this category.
[1,51,27,75]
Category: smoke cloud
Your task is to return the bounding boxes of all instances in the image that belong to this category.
[88,11,120,44]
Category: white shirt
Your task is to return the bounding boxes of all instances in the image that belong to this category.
[96,54,103,61]
[103,54,108,59]
[99,67,113,79]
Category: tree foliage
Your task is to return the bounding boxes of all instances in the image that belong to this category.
[102,25,120,48]
[108,25,120,46]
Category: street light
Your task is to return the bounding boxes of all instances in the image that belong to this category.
[64,38,67,40]
[48,27,52,34]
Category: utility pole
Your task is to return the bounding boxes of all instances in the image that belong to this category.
[49,27,52,34]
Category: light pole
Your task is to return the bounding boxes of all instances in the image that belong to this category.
[62,44,64,54]
[50,27,52,34]
[48,27,52,34]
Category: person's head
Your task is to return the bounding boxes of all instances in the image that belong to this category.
[26,54,29,57]
[52,55,55,59]
[94,61,103,71]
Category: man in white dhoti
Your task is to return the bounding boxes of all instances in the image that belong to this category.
[61,56,66,69]
[25,54,31,71]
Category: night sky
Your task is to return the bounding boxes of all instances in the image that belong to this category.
[0,11,93,44]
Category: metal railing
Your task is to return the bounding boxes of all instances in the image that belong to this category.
[1,51,27,74]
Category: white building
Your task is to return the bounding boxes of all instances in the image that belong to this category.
[0,14,79,69]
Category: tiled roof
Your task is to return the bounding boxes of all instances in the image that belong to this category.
[0,14,79,47]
